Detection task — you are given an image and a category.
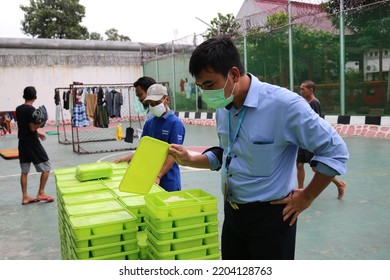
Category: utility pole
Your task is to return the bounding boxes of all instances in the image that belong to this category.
[340,0,346,115]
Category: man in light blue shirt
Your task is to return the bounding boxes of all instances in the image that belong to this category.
[169,36,349,260]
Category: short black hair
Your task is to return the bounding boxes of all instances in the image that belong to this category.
[302,80,316,92]
[23,86,37,100]
[133,76,156,92]
[189,35,245,78]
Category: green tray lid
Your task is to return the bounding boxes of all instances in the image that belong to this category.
[62,190,116,205]
[69,210,136,228]
[119,136,169,194]
[65,200,124,216]
[120,195,146,207]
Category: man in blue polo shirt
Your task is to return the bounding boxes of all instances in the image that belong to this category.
[115,84,185,191]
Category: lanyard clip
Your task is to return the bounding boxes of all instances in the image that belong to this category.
[225,155,232,169]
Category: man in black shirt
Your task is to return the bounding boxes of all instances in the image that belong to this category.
[296,80,347,199]
[16,86,54,205]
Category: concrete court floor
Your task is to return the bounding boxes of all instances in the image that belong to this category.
[0,124,389,260]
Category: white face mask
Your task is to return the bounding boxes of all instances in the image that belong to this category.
[149,102,166,117]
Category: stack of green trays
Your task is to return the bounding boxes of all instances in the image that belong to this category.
[64,210,139,260]
[137,231,148,260]
[54,164,140,260]
[144,189,221,260]
[110,184,166,231]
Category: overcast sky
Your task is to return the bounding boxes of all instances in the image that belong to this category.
[0,0,326,43]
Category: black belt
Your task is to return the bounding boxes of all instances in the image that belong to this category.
[227,200,272,210]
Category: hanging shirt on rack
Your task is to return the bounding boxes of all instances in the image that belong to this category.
[85,89,98,118]
[111,89,123,118]
[63,90,70,110]
[72,88,89,127]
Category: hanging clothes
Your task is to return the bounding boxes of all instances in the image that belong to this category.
[93,87,109,128]
[93,105,109,128]
[104,88,113,117]
[72,104,90,127]
[63,90,70,110]
[104,89,123,117]
[85,89,98,118]
[54,89,60,105]
[54,89,61,126]
[72,88,89,127]
[111,90,123,117]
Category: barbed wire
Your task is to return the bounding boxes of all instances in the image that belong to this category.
[145,0,389,57]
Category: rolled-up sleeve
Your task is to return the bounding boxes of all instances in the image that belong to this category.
[283,97,349,176]
[203,146,223,171]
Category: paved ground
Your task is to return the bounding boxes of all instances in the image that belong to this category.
[0,125,389,260]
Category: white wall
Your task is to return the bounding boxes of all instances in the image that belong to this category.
[0,65,142,120]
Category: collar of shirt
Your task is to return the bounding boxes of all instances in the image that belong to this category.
[160,109,173,119]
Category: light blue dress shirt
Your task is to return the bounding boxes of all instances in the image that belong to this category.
[205,74,349,204]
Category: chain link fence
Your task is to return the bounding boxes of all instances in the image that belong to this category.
[143,0,390,116]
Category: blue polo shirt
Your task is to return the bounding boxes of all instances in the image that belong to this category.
[141,110,185,191]
[204,74,349,203]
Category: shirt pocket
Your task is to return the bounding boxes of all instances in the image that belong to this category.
[246,141,275,177]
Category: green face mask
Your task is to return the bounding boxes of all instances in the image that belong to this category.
[133,94,148,115]
[201,73,236,109]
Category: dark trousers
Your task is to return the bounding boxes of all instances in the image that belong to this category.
[221,201,297,260]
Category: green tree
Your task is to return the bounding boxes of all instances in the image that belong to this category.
[105,28,131,41]
[89,32,103,41]
[266,10,289,30]
[324,0,390,80]
[244,11,338,86]
[20,0,89,39]
[205,13,241,39]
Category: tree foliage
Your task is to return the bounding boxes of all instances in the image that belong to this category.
[205,13,241,39]
[324,0,390,79]
[20,0,89,39]
[244,11,338,86]
[324,0,390,46]
[89,32,103,41]
[266,10,289,30]
[105,28,131,41]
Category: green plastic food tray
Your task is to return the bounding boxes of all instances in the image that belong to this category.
[119,195,146,215]
[146,228,219,252]
[62,190,116,205]
[68,210,137,239]
[186,189,218,211]
[145,191,200,218]
[56,180,107,195]
[89,248,140,260]
[54,166,77,176]
[64,200,124,217]
[111,183,166,198]
[146,241,219,260]
[75,161,113,182]
[72,239,139,259]
[145,208,218,229]
[145,189,218,218]
[145,216,218,240]
[119,136,169,194]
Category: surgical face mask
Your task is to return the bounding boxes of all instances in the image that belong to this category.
[133,94,148,115]
[201,73,236,109]
[149,102,166,117]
